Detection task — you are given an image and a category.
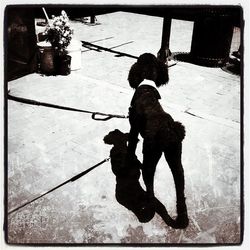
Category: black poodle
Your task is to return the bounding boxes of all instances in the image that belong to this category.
[127,53,189,228]
[104,129,182,228]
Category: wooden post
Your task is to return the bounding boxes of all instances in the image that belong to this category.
[90,15,95,24]
[157,17,172,63]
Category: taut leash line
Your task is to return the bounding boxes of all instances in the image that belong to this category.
[7,94,128,121]
[8,157,110,215]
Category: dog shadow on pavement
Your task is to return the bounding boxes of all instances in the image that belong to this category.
[104,129,182,228]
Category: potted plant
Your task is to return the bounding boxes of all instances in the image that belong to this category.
[44,10,74,75]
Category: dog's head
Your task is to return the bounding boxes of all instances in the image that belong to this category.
[128,53,169,88]
[103,129,129,145]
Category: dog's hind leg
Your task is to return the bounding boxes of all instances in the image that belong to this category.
[164,143,189,228]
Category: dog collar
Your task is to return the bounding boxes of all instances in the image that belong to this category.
[138,79,156,88]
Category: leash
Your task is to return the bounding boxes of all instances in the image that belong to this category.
[81,40,178,69]
[7,94,128,121]
[8,157,110,215]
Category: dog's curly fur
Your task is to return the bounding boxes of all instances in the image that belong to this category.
[127,53,189,228]
[128,53,169,88]
[104,129,184,228]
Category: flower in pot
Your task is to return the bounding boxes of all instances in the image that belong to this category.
[44,10,74,75]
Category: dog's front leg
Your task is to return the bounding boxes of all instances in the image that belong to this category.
[142,143,162,200]
[127,106,140,159]
[127,126,139,160]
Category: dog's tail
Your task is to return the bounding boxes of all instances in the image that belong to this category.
[174,121,186,142]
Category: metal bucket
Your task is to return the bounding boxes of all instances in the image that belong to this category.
[37,41,55,74]
[66,39,81,70]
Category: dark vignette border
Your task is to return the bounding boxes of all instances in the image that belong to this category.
[3,3,244,247]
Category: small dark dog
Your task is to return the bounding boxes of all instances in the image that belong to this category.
[127,53,189,228]
[104,129,154,223]
[104,129,181,228]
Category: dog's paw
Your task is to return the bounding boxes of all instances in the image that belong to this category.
[173,213,189,229]
[137,205,155,223]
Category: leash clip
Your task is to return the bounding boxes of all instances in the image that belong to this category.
[91,113,128,121]
[92,113,113,121]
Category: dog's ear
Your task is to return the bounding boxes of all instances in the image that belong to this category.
[155,60,169,87]
[128,63,144,88]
